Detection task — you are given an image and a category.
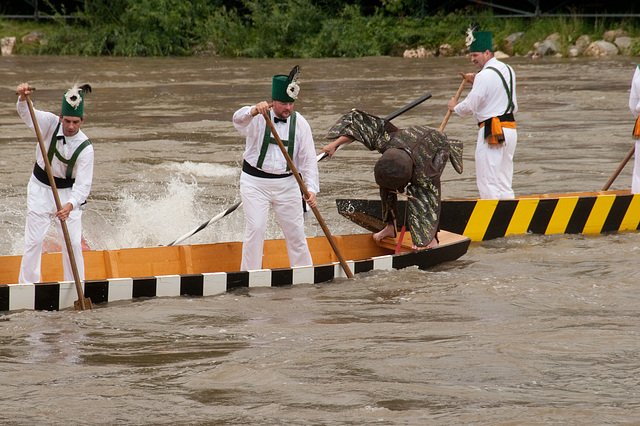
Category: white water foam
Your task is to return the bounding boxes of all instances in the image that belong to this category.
[85,161,244,250]
[158,161,238,179]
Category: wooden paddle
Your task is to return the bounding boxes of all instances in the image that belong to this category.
[22,90,92,310]
[602,144,635,191]
[263,112,354,279]
[439,74,469,132]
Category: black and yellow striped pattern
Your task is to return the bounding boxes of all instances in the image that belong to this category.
[337,192,640,242]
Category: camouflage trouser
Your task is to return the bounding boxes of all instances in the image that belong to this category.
[380,182,439,248]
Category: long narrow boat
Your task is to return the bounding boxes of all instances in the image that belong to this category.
[0,231,470,312]
[337,190,640,242]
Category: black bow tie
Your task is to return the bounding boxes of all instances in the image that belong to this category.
[57,135,66,145]
[274,117,287,124]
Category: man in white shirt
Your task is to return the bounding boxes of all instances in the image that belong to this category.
[233,68,319,270]
[448,29,518,199]
[16,83,94,283]
[628,64,640,193]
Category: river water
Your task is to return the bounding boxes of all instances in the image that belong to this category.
[1,55,639,424]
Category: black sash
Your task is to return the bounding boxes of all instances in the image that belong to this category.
[32,163,75,188]
[242,160,293,179]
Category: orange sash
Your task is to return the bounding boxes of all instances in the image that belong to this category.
[479,119,516,145]
[634,116,640,140]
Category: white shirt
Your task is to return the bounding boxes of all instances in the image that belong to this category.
[233,106,319,194]
[17,99,94,209]
[629,65,640,118]
[454,57,518,122]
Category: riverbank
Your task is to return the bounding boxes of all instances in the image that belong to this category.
[1,4,640,58]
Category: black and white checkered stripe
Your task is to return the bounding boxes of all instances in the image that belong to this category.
[0,237,470,312]
[0,256,388,312]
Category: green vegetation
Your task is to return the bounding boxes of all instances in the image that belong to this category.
[2,0,640,57]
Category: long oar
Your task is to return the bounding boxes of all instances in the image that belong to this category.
[386,91,433,121]
[317,91,432,161]
[23,91,92,311]
[439,74,468,132]
[168,92,433,246]
[602,144,635,191]
[263,112,354,279]
[167,201,241,246]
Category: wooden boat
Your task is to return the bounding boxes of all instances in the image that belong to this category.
[0,231,470,312]
[337,190,640,242]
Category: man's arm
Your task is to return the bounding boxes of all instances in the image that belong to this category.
[630,68,640,118]
[320,135,355,158]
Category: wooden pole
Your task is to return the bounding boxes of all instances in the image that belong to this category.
[439,75,469,132]
[602,144,636,191]
[23,92,92,310]
[262,112,354,279]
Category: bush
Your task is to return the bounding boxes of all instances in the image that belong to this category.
[4,1,640,58]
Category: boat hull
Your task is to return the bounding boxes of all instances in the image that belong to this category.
[337,190,640,242]
[0,231,470,312]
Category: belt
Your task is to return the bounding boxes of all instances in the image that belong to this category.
[242,160,293,179]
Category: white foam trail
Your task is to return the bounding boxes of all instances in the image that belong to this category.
[94,177,243,249]
[157,161,237,178]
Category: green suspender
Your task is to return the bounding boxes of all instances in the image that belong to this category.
[47,123,93,179]
[257,112,297,171]
[486,66,515,114]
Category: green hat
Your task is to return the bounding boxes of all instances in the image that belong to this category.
[61,84,91,117]
[469,31,493,53]
[272,75,297,103]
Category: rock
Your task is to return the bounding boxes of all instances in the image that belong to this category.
[1,37,16,56]
[571,35,591,55]
[603,29,628,42]
[505,32,525,44]
[567,46,580,57]
[614,36,632,54]
[503,32,525,55]
[536,39,561,56]
[575,35,591,50]
[583,40,619,57]
[21,31,45,45]
[403,47,435,58]
[403,49,418,58]
[438,43,454,57]
[494,50,510,59]
[546,32,561,41]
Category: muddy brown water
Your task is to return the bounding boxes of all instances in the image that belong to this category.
[0,55,639,424]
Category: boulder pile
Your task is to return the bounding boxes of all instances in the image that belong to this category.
[403,30,640,59]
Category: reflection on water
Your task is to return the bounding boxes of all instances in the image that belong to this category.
[1,56,640,424]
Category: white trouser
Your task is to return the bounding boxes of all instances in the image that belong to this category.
[19,179,85,284]
[475,126,517,199]
[240,172,313,271]
[632,141,640,194]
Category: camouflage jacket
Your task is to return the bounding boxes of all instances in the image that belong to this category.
[327,109,463,247]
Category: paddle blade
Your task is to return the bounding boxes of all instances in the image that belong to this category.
[74,297,93,311]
